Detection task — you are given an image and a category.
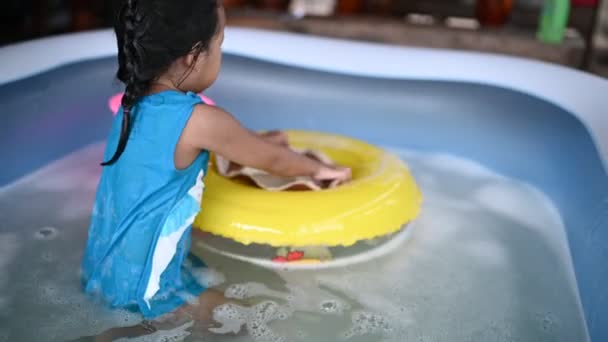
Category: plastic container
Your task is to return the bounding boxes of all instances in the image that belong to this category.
[537,0,571,44]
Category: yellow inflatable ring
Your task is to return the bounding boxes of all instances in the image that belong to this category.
[193,130,422,247]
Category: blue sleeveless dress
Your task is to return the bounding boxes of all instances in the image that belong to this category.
[82,90,210,318]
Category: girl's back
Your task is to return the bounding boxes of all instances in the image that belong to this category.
[82,90,209,318]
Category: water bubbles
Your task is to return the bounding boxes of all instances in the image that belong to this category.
[1,144,586,341]
[33,226,58,240]
[210,301,292,341]
[320,300,338,312]
[114,321,193,342]
[210,304,247,334]
[38,283,65,305]
[177,291,199,306]
[190,267,225,288]
[536,312,557,332]
[341,330,354,340]
[253,301,281,322]
[40,284,58,297]
[250,300,294,330]
[225,283,249,299]
[295,330,305,339]
[542,316,554,331]
[224,282,285,301]
[217,303,246,321]
[116,309,141,326]
[342,311,392,338]
[247,318,287,342]
[319,299,349,315]
[41,251,55,263]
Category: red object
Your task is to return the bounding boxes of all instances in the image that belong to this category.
[475,0,513,27]
[108,92,216,115]
[272,251,305,263]
[272,256,288,263]
[337,0,364,15]
[571,0,597,6]
[287,251,305,261]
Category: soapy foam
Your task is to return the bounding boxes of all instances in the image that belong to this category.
[0,143,588,341]
[225,282,288,301]
[0,144,147,341]
[320,299,349,314]
[114,321,194,342]
[33,227,59,240]
[190,267,226,288]
[211,301,293,341]
[341,311,392,339]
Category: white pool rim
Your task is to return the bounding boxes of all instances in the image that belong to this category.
[1,27,606,171]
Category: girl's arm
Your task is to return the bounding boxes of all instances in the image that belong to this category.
[182,105,351,180]
[257,130,289,146]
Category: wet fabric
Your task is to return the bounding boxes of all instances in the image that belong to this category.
[82,90,209,318]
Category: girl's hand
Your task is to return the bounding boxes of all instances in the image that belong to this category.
[313,165,352,183]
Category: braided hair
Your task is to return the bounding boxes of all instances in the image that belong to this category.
[102,0,220,166]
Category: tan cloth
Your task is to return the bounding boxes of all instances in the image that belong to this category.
[215,149,342,191]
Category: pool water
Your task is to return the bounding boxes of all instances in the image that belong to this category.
[0,142,587,342]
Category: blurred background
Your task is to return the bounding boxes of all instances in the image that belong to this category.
[1,0,606,77]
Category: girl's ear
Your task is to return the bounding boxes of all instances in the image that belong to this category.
[182,53,197,69]
[180,48,205,71]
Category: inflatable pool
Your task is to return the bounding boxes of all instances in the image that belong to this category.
[0,28,606,341]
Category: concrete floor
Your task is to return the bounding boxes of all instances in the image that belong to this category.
[590,1,608,77]
[226,4,608,78]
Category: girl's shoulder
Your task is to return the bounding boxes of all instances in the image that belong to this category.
[139,90,202,108]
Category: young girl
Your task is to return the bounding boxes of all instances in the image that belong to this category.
[81,0,351,332]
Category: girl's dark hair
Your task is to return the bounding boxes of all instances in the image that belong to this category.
[102,0,220,166]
